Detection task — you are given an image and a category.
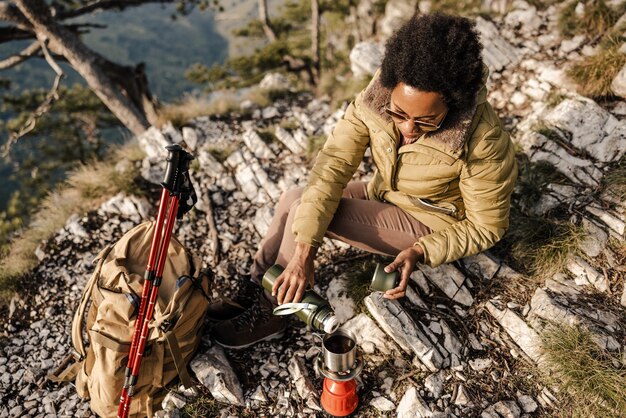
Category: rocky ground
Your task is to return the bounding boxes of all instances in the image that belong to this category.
[1,1,626,417]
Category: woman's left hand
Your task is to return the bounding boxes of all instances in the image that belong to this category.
[383,245,425,300]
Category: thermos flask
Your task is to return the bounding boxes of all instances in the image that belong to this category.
[262,264,339,333]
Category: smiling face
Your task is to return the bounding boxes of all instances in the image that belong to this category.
[388,83,448,140]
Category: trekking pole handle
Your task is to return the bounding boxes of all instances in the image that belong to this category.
[162,144,194,195]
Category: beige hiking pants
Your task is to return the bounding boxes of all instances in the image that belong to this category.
[250,181,432,283]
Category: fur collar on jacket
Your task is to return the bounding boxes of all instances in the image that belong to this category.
[361,76,479,152]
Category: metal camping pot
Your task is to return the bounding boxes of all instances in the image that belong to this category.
[321,328,357,373]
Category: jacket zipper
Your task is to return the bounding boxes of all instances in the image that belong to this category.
[391,152,401,191]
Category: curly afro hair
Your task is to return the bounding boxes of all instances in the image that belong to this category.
[380,13,484,111]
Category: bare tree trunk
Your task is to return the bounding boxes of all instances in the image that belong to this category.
[311,0,320,85]
[258,0,276,42]
[15,0,153,135]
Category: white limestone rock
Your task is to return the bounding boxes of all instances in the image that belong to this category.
[162,392,187,411]
[453,383,471,406]
[190,346,244,406]
[64,214,89,240]
[611,62,626,98]
[418,264,474,306]
[252,206,274,237]
[493,400,521,418]
[560,34,586,54]
[485,301,544,364]
[349,41,384,78]
[275,126,305,154]
[469,358,492,372]
[397,386,435,418]
[475,17,521,73]
[461,253,501,281]
[379,0,418,38]
[545,97,626,163]
[99,193,150,220]
[288,356,321,411]
[586,205,626,236]
[410,270,431,294]
[530,288,620,351]
[504,5,542,35]
[342,313,396,356]
[137,126,171,161]
[365,293,446,371]
[369,396,395,412]
[424,370,445,398]
[235,165,261,202]
[250,159,282,201]
[242,129,275,160]
[516,129,603,186]
[249,385,268,403]
[181,127,199,151]
[259,72,292,91]
[197,147,225,176]
[566,256,609,292]
[516,393,538,413]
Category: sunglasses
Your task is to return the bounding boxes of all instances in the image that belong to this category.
[384,106,448,132]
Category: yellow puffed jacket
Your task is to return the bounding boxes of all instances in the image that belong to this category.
[292,68,518,267]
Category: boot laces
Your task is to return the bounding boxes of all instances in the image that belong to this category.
[232,298,271,332]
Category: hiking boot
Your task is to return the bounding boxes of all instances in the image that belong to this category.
[206,278,261,322]
[213,293,287,349]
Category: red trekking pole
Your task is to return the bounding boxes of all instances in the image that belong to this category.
[117,144,195,418]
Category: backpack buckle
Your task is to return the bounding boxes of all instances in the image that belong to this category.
[71,349,84,362]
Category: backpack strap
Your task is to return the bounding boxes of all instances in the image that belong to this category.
[164,331,193,389]
[47,245,113,383]
[72,245,114,359]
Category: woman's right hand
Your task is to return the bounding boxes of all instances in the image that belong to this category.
[272,243,316,304]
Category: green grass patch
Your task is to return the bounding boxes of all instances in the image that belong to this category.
[429,0,483,15]
[545,90,567,108]
[257,127,277,145]
[513,156,567,211]
[0,141,144,301]
[343,259,378,309]
[542,324,626,418]
[526,0,562,11]
[559,0,626,38]
[318,71,371,110]
[603,156,626,201]
[493,209,585,279]
[181,395,222,418]
[206,144,235,163]
[568,35,626,98]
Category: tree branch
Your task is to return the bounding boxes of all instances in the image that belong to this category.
[0,40,40,69]
[57,0,171,19]
[0,22,105,44]
[2,38,65,158]
[15,0,151,135]
[0,1,32,29]
[257,0,276,42]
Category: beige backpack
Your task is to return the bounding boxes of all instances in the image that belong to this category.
[50,221,210,417]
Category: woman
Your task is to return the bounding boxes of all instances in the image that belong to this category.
[212,13,517,349]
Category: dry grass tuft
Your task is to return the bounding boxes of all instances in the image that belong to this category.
[156,94,241,128]
[559,0,626,38]
[568,35,626,98]
[0,141,144,297]
[542,324,626,418]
